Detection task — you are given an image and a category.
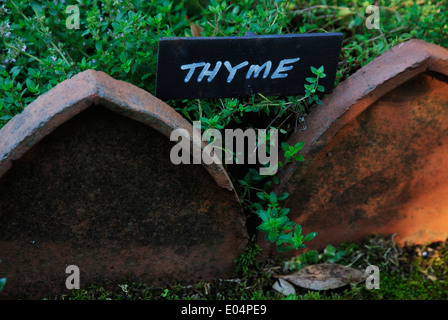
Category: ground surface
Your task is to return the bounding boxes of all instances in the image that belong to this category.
[53,235,448,300]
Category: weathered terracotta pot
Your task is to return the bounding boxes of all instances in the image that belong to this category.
[261,39,448,255]
[0,70,248,299]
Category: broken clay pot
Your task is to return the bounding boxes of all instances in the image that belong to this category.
[262,39,448,255]
[0,70,248,299]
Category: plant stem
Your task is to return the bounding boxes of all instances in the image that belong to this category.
[4,42,43,64]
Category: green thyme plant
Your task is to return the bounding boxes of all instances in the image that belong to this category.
[234,243,261,276]
[234,66,325,252]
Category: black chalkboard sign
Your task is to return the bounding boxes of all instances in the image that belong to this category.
[155,33,343,100]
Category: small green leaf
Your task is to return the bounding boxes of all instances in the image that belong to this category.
[263,181,272,190]
[295,141,305,150]
[268,231,278,242]
[278,192,289,201]
[10,66,21,80]
[0,66,8,77]
[269,192,277,203]
[0,78,13,91]
[119,51,127,64]
[25,78,35,90]
[112,21,122,32]
[0,115,12,121]
[141,73,151,80]
[304,84,314,91]
[294,224,302,237]
[276,216,289,226]
[324,244,336,256]
[0,278,6,291]
[303,232,318,242]
[256,192,267,200]
[95,41,102,52]
[317,65,324,74]
[278,208,290,217]
[277,233,293,245]
[257,223,270,233]
[257,210,269,222]
[285,221,295,229]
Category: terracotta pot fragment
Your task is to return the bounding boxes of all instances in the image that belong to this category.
[262,39,448,255]
[0,70,248,299]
